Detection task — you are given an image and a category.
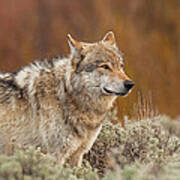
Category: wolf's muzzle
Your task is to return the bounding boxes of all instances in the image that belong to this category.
[124,80,135,91]
[102,80,134,96]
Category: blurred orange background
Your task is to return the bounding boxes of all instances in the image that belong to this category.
[0,0,179,119]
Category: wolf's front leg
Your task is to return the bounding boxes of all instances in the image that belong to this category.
[68,125,102,167]
[68,145,86,167]
[58,152,68,165]
[57,136,82,166]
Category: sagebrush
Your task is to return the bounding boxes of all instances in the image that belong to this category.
[0,115,180,180]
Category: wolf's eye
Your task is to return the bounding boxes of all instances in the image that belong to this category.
[99,64,111,70]
[120,64,124,68]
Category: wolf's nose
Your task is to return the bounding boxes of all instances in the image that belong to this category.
[124,80,135,90]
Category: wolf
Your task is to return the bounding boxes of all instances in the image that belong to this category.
[0,31,134,166]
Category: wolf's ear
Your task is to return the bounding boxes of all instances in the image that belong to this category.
[67,34,83,53]
[67,34,85,71]
[102,31,116,46]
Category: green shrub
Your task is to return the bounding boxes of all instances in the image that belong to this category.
[0,147,98,180]
[85,116,180,174]
[0,115,180,179]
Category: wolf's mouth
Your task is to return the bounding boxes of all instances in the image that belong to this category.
[102,87,127,96]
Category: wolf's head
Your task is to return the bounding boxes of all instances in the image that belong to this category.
[67,31,134,111]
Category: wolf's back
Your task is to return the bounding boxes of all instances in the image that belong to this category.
[0,72,23,104]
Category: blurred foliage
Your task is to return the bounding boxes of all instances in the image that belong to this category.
[1,115,180,179]
[0,147,99,180]
[0,0,179,118]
